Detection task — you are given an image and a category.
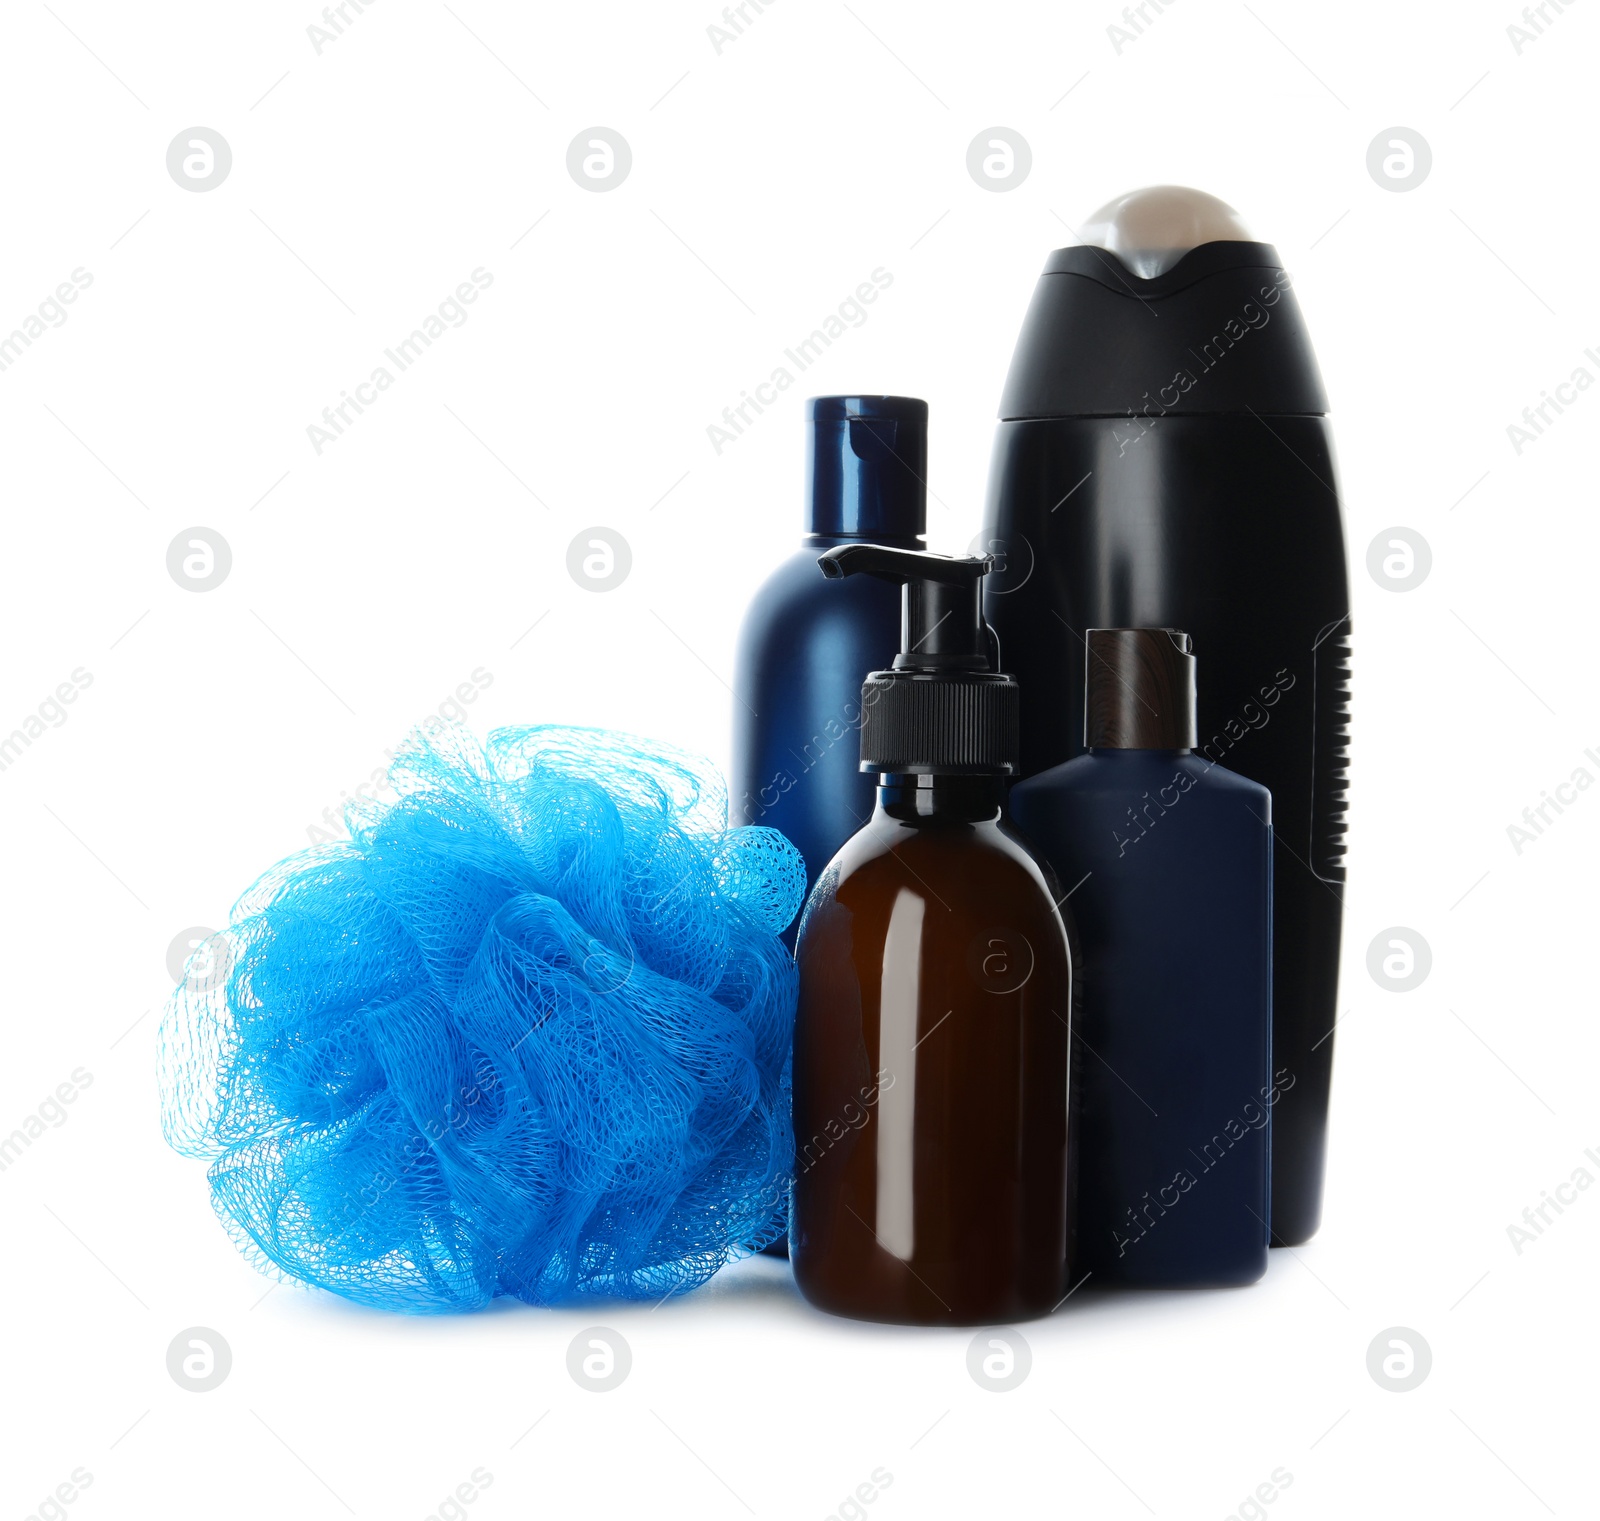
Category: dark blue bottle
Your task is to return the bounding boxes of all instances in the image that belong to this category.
[1009,629,1274,1287]
[731,396,927,943]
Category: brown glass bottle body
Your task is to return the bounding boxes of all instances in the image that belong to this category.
[791,774,1074,1325]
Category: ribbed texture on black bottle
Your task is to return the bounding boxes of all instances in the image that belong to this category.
[1310,619,1351,883]
[859,675,1019,774]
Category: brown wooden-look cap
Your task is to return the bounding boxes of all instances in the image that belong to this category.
[1084,628,1198,749]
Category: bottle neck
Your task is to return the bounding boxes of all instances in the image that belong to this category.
[1087,746,1194,757]
[875,773,1005,823]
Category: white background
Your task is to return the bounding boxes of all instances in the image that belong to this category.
[1,2,1595,1517]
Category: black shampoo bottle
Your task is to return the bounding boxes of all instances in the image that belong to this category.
[983,187,1348,1245]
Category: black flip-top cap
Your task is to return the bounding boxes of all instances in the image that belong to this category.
[806,396,928,540]
[998,241,1329,419]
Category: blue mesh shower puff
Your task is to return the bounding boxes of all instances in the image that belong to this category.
[160,725,806,1313]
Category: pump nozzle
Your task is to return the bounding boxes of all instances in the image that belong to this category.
[818,544,994,672]
[817,543,1018,775]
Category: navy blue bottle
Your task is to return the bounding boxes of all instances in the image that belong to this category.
[1009,629,1274,1286]
[731,396,927,942]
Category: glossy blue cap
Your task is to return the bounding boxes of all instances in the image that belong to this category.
[805,395,928,540]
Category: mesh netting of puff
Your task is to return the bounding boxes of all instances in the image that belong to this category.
[159,724,806,1313]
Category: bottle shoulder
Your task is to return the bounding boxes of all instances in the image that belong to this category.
[805,814,1064,925]
[1185,755,1271,804]
[1014,750,1270,804]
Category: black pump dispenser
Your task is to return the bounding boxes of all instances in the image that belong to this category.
[817,544,1018,776]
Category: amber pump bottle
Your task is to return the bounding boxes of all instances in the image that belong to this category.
[791,545,1074,1325]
